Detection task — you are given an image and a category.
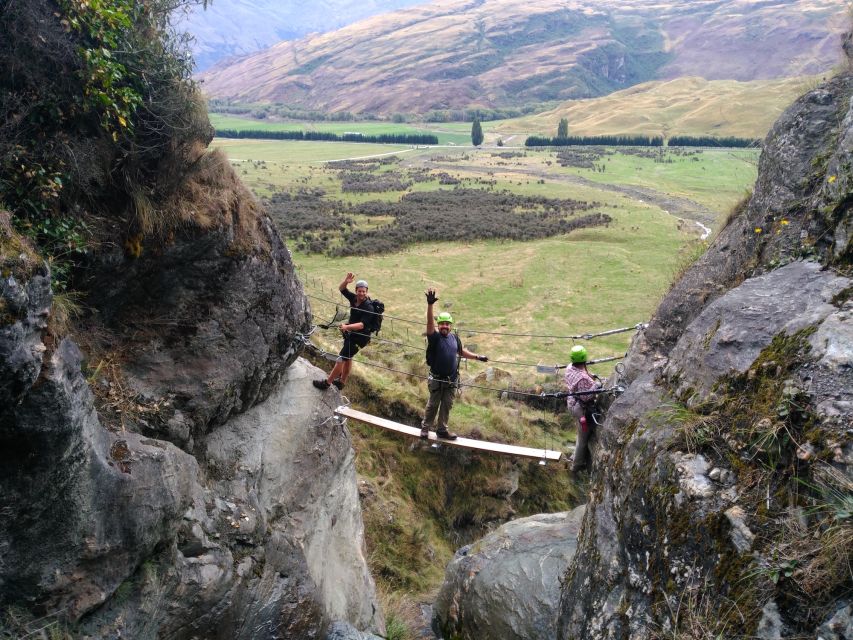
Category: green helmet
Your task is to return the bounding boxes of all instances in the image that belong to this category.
[570,345,588,363]
[436,311,454,324]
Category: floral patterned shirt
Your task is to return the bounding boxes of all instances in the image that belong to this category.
[564,364,600,410]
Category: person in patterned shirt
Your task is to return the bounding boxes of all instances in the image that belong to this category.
[564,345,601,472]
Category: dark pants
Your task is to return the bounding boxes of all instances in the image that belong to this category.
[571,403,596,471]
[338,333,369,360]
[422,377,457,431]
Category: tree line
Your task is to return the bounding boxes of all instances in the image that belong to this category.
[215,129,439,145]
[667,135,760,148]
[526,135,664,147]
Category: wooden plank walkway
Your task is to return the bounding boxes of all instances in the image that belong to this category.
[335,405,562,462]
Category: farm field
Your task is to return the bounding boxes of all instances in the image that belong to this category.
[210,113,479,145]
[214,137,759,411]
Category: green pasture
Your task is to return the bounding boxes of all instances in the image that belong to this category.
[214,138,416,198]
[210,113,474,145]
[211,137,756,432]
[297,188,686,376]
[544,147,759,213]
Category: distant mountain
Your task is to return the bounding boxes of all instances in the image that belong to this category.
[180,0,426,71]
[197,0,847,114]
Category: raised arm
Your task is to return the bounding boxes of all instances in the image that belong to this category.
[425,288,437,335]
[339,272,355,292]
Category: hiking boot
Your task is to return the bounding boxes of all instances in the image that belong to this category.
[420,426,430,439]
[312,379,330,390]
[436,429,457,441]
[332,379,344,390]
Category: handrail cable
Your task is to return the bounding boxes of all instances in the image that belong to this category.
[306,340,620,400]
[304,291,647,341]
[311,319,624,369]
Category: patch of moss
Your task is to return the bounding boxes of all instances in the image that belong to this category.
[831,285,853,306]
[1,217,42,283]
[702,317,721,351]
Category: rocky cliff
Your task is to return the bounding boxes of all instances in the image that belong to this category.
[556,58,853,639]
[0,153,383,639]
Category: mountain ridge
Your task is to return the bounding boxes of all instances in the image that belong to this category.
[198,0,847,115]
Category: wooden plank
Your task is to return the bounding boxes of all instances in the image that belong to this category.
[335,405,562,462]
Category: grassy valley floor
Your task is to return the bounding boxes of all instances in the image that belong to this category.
[213,137,758,637]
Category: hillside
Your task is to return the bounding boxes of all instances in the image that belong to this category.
[497,76,817,139]
[178,0,424,71]
[198,0,847,115]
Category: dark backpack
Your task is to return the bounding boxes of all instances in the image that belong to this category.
[425,332,462,368]
[369,299,384,333]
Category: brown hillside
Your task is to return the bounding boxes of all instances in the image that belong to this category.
[497,76,818,139]
[198,0,846,114]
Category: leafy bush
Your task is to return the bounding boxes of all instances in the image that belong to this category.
[1,0,212,286]
[340,172,412,193]
[267,186,610,257]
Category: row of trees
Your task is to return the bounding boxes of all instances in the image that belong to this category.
[215,129,439,145]
[526,135,665,147]
[668,135,761,148]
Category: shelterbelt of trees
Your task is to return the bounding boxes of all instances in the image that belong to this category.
[525,134,760,147]
[215,128,439,145]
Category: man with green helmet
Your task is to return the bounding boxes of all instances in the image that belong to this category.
[564,344,601,472]
[421,287,488,440]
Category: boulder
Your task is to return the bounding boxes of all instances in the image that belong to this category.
[663,260,850,401]
[433,507,585,640]
[83,205,312,449]
[326,620,385,639]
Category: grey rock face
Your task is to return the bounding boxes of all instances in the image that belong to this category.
[557,70,853,639]
[84,211,312,449]
[433,507,585,640]
[1,215,381,637]
[1,288,198,619]
[0,268,51,411]
[179,357,382,638]
[664,260,850,401]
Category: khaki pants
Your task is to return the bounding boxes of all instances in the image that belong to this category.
[422,378,456,431]
[571,403,595,471]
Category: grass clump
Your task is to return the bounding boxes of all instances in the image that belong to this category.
[659,328,852,633]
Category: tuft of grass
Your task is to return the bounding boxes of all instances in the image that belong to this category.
[657,402,722,455]
[49,289,84,338]
[652,574,746,640]
[378,588,423,640]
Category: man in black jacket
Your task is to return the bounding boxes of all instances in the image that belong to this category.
[421,288,488,440]
[314,272,378,390]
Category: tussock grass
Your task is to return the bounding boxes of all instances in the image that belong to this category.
[49,289,84,338]
[167,148,270,253]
